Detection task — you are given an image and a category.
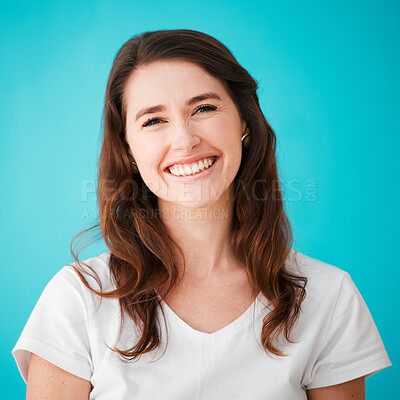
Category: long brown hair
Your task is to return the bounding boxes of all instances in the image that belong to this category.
[70,29,307,361]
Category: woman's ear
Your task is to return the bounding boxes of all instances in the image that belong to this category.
[241,120,248,134]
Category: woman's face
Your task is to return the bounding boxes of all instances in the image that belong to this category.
[124,60,246,208]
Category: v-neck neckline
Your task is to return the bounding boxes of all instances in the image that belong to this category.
[158,292,268,342]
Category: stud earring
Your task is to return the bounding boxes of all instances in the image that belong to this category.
[241,130,250,149]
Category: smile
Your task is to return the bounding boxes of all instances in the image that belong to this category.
[167,156,218,177]
[165,156,219,180]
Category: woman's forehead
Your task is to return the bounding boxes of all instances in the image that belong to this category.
[124,60,229,111]
[132,59,212,80]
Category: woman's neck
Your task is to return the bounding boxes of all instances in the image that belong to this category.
[157,191,240,280]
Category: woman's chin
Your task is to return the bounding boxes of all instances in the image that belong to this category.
[157,193,228,215]
[166,196,219,209]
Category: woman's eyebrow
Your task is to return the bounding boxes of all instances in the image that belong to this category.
[135,92,222,122]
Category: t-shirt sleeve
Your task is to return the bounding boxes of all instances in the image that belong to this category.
[303,271,392,390]
[12,265,94,384]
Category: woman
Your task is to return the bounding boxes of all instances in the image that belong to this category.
[12,29,391,399]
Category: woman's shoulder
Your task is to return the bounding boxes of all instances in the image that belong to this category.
[286,249,349,281]
[11,250,115,384]
[285,249,352,303]
[56,250,114,295]
[33,250,117,316]
[285,249,392,388]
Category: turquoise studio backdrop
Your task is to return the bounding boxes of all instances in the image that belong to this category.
[1,0,398,398]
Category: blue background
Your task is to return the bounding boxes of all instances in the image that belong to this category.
[1,0,398,398]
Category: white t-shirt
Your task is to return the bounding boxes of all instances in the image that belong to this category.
[12,250,391,399]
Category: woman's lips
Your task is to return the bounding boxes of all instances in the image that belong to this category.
[164,155,218,172]
[165,156,219,181]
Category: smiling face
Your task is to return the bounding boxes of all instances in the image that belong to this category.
[124,60,247,209]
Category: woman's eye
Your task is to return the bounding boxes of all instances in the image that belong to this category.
[143,118,162,127]
[195,105,216,114]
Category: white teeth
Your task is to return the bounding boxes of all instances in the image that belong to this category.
[168,157,216,176]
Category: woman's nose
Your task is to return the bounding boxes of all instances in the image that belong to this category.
[170,125,201,152]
